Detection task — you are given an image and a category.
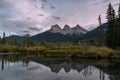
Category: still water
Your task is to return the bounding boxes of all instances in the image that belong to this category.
[0,54,119,80]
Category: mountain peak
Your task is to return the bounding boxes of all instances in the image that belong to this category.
[74,24,82,29]
[71,24,88,35]
[63,25,70,30]
[50,24,63,33]
[73,24,88,32]
[51,24,61,29]
[51,24,62,30]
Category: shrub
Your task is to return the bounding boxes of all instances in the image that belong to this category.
[86,46,116,57]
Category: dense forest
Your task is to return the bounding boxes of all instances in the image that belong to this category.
[106,3,120,49]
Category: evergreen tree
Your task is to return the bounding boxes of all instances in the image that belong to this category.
[98,15,103,46]
[118,4,120,18]
[0,36,1,44]
[2,32,6,44]
[107,3,115,21]
[40,38,46,46]
[13,39,18,45]
[116,4,120,47]
[23,34,31,47]
[106,3,116,48]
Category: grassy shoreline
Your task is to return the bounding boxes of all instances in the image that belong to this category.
[0,44,119,59]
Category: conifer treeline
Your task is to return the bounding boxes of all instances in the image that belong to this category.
[106,3,120,49]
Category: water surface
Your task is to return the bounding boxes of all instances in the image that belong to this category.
[0,54,119,80]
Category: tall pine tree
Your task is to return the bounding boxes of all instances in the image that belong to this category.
[98,15,104,46]
[117,4,120,47]
[2,32,6,44]
[118,4,120,18]
[106,3,116,49]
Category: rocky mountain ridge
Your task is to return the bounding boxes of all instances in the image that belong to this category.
[49,24,88,35]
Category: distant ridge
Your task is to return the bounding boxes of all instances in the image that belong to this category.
[6,23,108,42]
[49,24,88,35]
[6,35,24,41]
[80,23,107,39]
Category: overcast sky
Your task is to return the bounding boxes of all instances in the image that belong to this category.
[0,0,120,36]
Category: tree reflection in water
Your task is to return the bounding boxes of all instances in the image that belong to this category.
[0,54,120,80]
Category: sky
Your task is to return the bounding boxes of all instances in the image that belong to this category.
[0,0,120,36]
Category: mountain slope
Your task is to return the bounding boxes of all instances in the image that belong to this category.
[31,31,72,42]
[71,24,88,35]
[6,31,83,42]
[80,23,108,39]
[6,35,24,41]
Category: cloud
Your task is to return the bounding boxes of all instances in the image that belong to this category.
[92,0,111,5]
[0,0,12,8]
[40,0,48,3]
[41,3,45,9]
[38,14,44,16]
[10,32,18,35]
[20,30,31,34]
[113,3,120,7]
[50,5,55,9]
[34,5,41,9]
[29,27,43,31]
[40,0,55,9]
[52,16,61,20]
[27,17,31,20]
[51,16,68,22]
[0,0,50,35]
[102,0,111,3]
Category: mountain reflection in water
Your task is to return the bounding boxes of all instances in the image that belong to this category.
[0,54,120,80]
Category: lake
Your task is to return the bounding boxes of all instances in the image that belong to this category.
[0,54,120,80]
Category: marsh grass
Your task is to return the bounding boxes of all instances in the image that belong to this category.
[0,43,119,59]
[44,45,119,59]
[85,46,116,57]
